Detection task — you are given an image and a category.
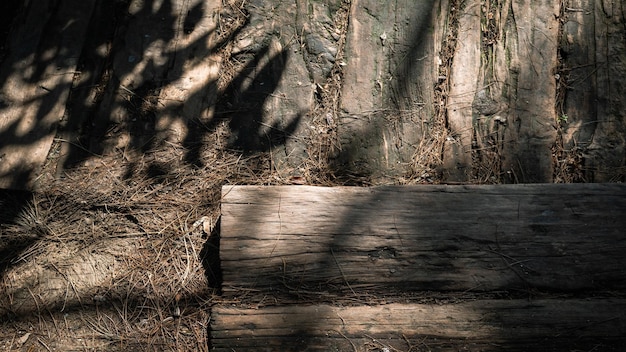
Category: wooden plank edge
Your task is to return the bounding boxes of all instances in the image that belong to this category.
[211,299,626,350]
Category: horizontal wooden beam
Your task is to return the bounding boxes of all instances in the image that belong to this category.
[211,299,626,351]
[220,184,626,296]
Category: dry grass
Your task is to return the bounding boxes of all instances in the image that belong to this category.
[0,2,279,349]
[404,0,462,184]
[0,119,285,350]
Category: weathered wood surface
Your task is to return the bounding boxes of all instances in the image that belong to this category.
[211,299,626,351]
[1,0,625,190]
[561,1,626,181]
[0,0,95,189]
[443,0,561,182]
[338,0,436,179]
[220,184,626,296]
[497,0,560,182]
[442,1,480,182]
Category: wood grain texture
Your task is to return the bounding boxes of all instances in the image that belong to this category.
[443,1,481,182]
[564,0,626,181]
[337,0,436,179]
[220,184,626,296]
[211,299,626,351]
[500,0,560,182]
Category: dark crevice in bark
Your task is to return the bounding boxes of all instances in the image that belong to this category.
[471,0,508,183]
[433,0,465,173]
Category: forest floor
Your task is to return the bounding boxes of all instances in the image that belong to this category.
[0,0,621,351]
[0,1,346,350]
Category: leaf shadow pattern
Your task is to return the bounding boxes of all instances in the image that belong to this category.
[0,0,301,339]
[0,0,96,190]
[223,45,302,153]
[183,41,303,167]
[52,0,303,173]
[0,190,34,277]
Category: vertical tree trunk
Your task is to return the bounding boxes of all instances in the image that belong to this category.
[338,0,437,181]
[561,0,626,182]
[334,0,625,183]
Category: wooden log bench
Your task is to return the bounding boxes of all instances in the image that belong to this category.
[212,184,626,351]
